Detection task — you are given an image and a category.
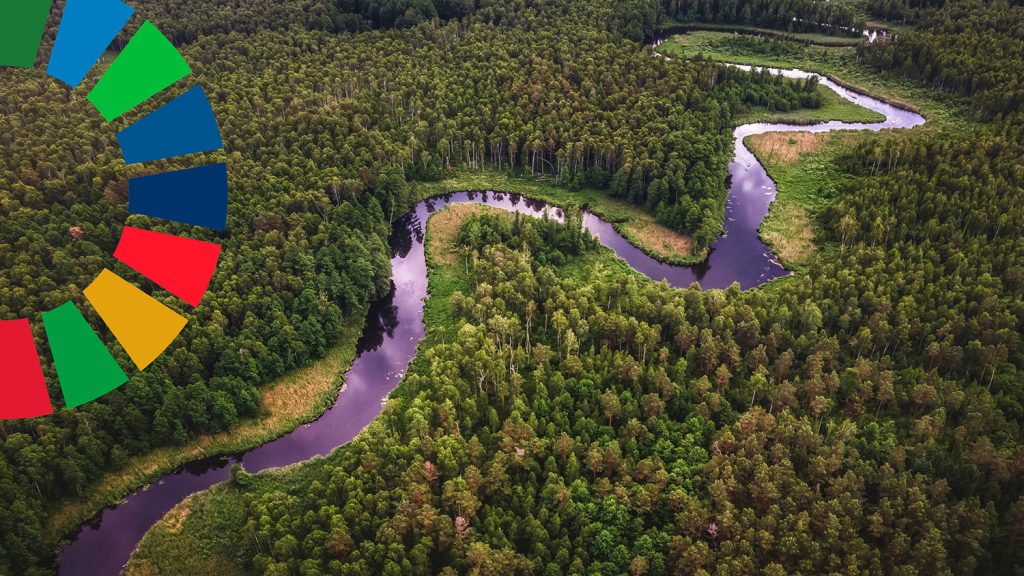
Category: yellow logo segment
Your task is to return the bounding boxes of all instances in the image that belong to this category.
[84,269,188,370]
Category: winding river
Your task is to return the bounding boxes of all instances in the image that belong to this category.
[56,39,925,575]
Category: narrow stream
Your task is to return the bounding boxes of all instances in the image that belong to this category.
[56,39,924,576]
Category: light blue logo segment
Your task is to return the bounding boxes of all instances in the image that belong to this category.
[46,0,135,87]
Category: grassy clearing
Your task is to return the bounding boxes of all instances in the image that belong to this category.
[125,489,248,576]
[748,130,867,266]
[629,222,693,259]
[422,205,478,340]
[658,31,970,130]
[749,131,834,163]
[736,81,886,125]
[864,19,914,35]
[46,315,365,553]
[413,170,702,265]
[428,203,480,267]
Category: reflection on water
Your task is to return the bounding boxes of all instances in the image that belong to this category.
[357,285,400,354]
[389,211,418,259]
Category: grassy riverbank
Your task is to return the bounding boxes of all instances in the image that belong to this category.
[746,131,867,268]
[420,204,479,339]
[658,31,970,129]
[412,171,701,265]
[45,314,365,560]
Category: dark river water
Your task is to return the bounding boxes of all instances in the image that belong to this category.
[56,49,925,576]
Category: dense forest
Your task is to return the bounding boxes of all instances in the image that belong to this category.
[127,0,1023,574]
[2,0,1022,573]
[129,0,477,43]
[0,1,836,574]
[137,0,867,44]
[862,0,948,23]
[659,0,866,35]
[860,0,1024,120]
[0,20,394,576]
[218,175,1023,573]
[181,21,822,247]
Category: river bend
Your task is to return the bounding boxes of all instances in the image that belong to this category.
[56,43,924,576]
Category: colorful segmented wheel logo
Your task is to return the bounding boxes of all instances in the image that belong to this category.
[0,1,227,420]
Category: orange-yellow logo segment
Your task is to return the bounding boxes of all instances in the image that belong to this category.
[84,270,188,370]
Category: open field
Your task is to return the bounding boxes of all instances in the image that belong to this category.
[750,131,834,163]
[427,203,483,267]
